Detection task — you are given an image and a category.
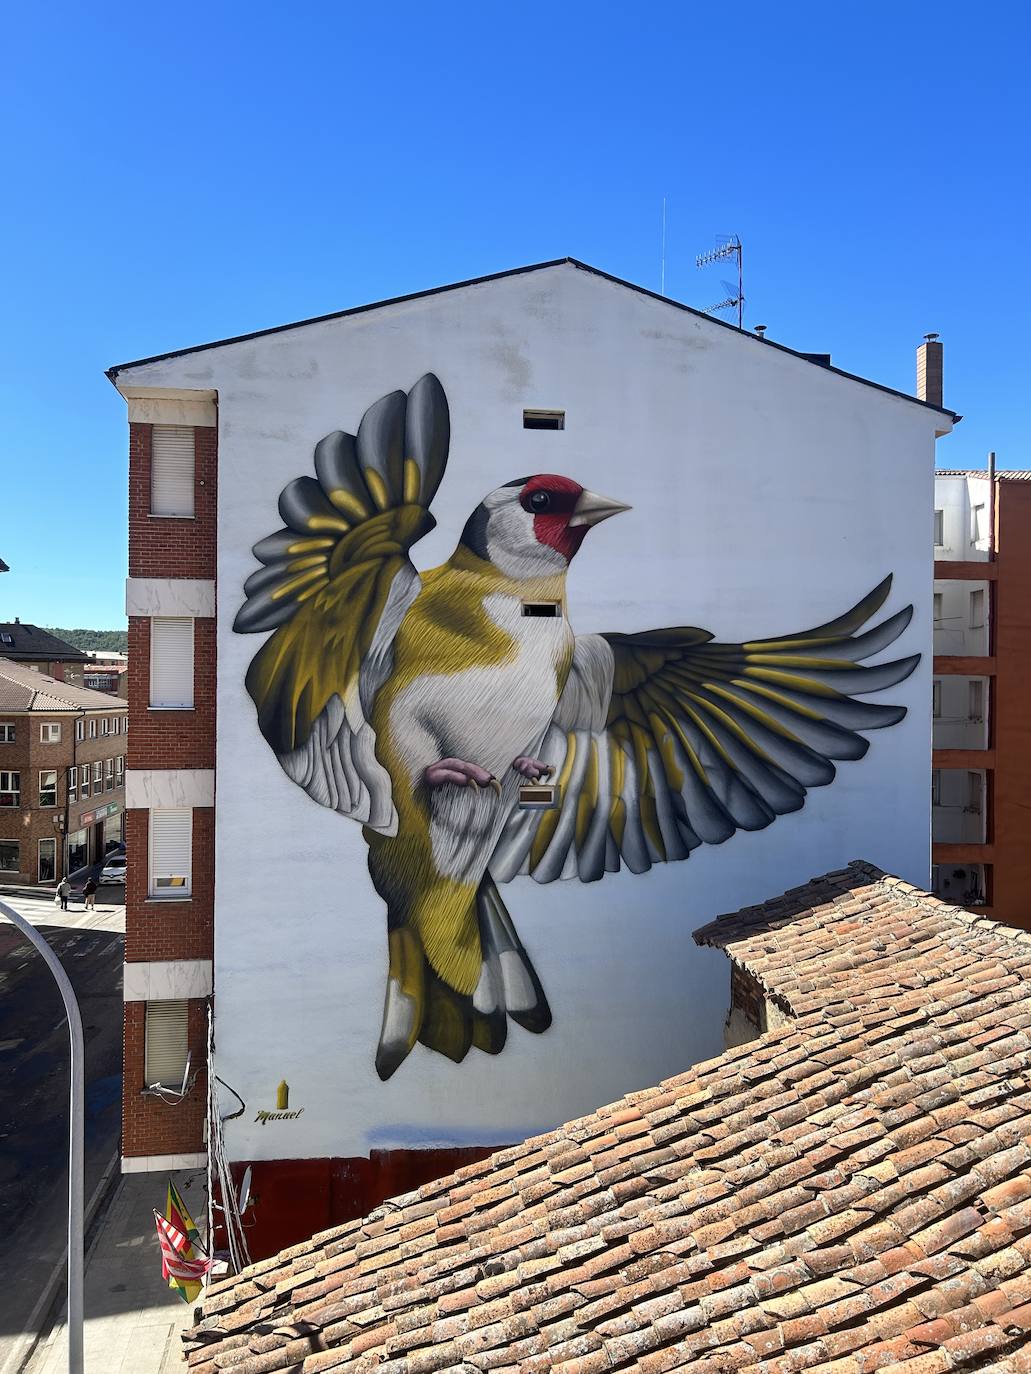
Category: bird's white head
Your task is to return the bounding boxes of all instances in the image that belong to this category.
[459,474,631,579]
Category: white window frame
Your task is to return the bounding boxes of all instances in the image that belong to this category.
[144,1000,190,1088]
[116,755,124,786]
[150,425,196,518]
[68,766,77,804]
[38,836,57,883]
[932,681,942,718]
[38,770,58,808]
[105,758,114,791]
[966,771,983,815]
[932,591,942,623]
[101,718,109,736]
[149,617,195,709]
[968,679,984,723]
[0,771,20,807]
[969,588,986,630]
[89,719,97,739]
[81,763,90,798]
[93,761,103,791]
[149,808,192,898]
[971,503,987,545]
[933,509,944,547]
[0,723,14,743]
[39,722,62,743]
[75,718,84,742]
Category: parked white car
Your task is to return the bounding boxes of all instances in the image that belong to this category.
[99,854,127,884]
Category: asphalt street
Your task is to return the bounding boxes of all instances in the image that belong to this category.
[0,887,125,1371]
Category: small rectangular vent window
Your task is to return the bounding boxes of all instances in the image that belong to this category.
[523,410,565,431]
[522,601,562,618]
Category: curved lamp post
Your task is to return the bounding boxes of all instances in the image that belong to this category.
[0,898,83,1373]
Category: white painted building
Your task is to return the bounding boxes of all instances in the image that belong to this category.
[110,260,955,1252]
[931,472,992,903]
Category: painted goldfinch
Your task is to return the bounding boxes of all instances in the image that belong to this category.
[235,374,918,1079]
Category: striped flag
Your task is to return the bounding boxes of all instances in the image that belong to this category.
[166,1179,201,1246]
[154,1211,210,1302]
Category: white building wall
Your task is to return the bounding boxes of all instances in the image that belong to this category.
[116,264,944,1164]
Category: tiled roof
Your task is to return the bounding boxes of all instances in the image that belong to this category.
[936,470,1031,481]
[185,862,1031,1374]
[0,622,89,662]
[0,658,126,713]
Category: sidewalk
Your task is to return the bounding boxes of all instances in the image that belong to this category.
[27,1169,206,1374]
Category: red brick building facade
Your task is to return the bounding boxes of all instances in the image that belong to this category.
[119,399,217,1172]
[0,658,126,884]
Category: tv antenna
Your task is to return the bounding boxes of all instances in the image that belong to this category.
[695,235,744,329]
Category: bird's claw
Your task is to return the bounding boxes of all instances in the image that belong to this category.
[424,758,503,798]
[511,756,554,782]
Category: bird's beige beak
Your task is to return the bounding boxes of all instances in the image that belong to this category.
[569,489,632,528]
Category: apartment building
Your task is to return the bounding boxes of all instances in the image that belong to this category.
[109,259,954,1253]
[0,658,127,884]
[932,467,1031,927]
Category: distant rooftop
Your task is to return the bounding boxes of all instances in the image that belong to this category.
[0,622,88,663]
[0,658,124,714]
[936,469,1031,481]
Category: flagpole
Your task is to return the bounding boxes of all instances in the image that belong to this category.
[0,899,84,1374]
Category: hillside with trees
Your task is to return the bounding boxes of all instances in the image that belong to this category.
[44,628,128,653]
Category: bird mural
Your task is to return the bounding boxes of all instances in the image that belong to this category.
[234,374,919,1080]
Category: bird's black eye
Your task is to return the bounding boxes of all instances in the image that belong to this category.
[529,490,551,512]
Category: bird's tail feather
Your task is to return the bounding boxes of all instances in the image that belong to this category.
[374,875,551,1080]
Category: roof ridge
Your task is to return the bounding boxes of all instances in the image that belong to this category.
[106,258,959,419]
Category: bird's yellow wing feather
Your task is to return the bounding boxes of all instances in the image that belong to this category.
[233,374,449,829]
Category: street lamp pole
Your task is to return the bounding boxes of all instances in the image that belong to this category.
[0,898,84,1373]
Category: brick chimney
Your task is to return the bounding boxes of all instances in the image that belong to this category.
[917,333,943,408]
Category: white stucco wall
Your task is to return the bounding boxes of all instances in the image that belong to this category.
[117,263,945,1164]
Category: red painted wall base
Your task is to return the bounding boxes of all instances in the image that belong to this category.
[215,1147,501,1261]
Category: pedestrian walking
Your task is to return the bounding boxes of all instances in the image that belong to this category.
[57,876,71,911]
[83,876,98,910]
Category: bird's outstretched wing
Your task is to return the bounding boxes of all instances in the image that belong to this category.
[233,374,449,836]
[490,576,918,883]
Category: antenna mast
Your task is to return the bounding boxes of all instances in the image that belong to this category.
[660,197,667,296]
[695,235,744,328]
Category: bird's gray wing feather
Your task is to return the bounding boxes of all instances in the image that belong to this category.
[490,576,918,884]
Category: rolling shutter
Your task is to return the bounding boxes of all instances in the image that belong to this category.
[150,808,192,895]
[151,425,195,517]
[150,618,194,708]
[144,1000,189,1087]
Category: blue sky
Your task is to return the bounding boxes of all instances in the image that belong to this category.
[1,1,1028,626]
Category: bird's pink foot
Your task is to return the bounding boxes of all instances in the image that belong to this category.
[511,756,554,781]
[424,758,503,796]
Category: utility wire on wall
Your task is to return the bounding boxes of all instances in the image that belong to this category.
[207,1004,252,1276]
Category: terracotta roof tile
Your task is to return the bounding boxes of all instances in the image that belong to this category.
[185,861,1031,1373]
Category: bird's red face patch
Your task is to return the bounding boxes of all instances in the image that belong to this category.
[518,474,588,562]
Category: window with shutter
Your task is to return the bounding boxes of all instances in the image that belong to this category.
[150,618,194,708]
[151,426,195,517]
[149,808,192,896]
[144,1000,189,1087]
